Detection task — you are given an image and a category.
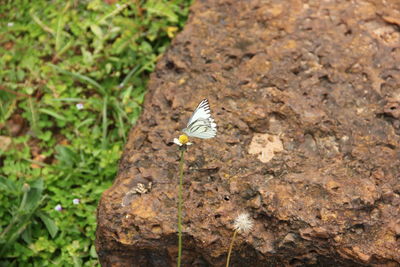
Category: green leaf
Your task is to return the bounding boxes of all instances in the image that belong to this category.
[145,0,179,23]
[21,224,32,244]
[89,245,98,258]
[39,108,68,121]
[38,130,52,142]
[0,177,18,192]
[37,211,58,238]
[55,145,78,167]
[21,179,43,211]
[27,97,41,136]
[90,24,103,39]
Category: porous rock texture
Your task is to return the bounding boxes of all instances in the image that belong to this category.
[96,0,400,266]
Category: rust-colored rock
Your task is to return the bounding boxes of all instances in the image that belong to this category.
[96,0,400,266]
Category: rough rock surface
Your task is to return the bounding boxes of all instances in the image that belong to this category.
[96,0,400,266]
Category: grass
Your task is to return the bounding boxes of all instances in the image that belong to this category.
[0,0,191,265]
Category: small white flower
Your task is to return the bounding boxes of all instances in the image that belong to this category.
[116,3,121,8]
[7,22,14,27]
[173,135,192,146]
[54,204,62,211]
[76,103,84,110]
[72,198,80,205]
[233,212,253,233]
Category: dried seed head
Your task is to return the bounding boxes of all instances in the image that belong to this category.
[233,213,253,233]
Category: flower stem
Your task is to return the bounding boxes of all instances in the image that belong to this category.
[226,230,238,267]
[177,148,185,267]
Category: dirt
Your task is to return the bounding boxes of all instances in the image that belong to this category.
[96,0,400,266]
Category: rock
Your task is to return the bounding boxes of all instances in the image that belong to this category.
[96,0,400,266]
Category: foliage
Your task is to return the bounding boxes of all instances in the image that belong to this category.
[0,0,191,265]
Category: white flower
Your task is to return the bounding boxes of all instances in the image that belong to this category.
[173,135,192,146]
[233,212,253,233]
[7,22,14,27]
[76,103,84,110]
[72,198,80,205]
[116,3,121,8]
[54,204,62,211]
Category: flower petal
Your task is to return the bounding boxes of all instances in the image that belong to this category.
[173,138,182,146]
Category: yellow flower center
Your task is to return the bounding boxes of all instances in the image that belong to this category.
[178,134,189,145]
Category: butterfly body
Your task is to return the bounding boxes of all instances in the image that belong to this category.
[182,99,217,139]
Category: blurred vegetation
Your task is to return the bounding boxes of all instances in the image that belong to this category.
[0,0,191,265]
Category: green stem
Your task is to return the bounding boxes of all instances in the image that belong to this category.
[226,230,238,267]
[177,148,185,267]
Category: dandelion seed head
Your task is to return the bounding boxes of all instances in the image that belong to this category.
[233,212,253,233]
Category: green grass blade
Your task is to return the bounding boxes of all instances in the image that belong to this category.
[55,16,63,52]
[27,97,40,136]
[102,97,108,148]
[49,64,106,96]
[39,108,68,121]
[48,98,86,102]
[119,65,141,88]
[30,11,55,35]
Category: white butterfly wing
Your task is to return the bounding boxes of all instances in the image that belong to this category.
[186,99,211,126]
[183,99,217,139]
[183,118,217,139]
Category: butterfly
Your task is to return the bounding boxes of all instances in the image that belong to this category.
[182,99,217,139]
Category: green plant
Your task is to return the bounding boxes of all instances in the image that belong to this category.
[0,0,192,265]
[0,178,58,256]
